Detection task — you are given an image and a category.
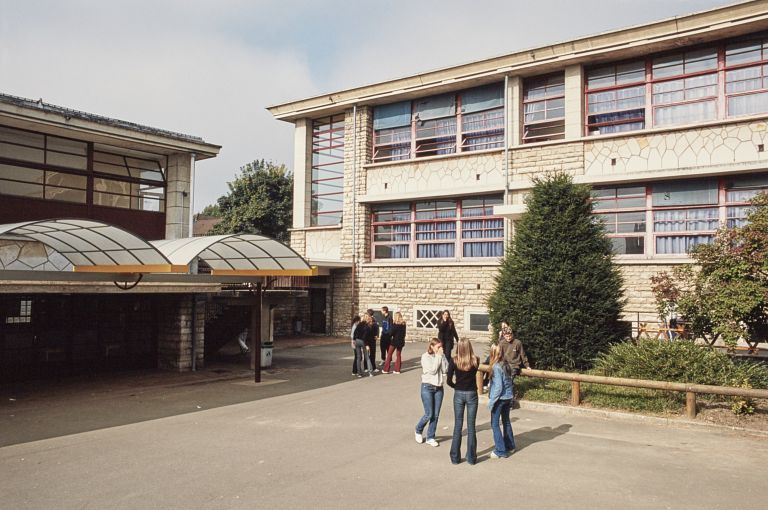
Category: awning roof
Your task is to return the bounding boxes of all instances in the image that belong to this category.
[151,234,316,276]
[0,220,316,277]
[0,219,181,273]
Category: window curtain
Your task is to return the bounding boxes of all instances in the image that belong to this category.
[463,241,503,257]
[461,83,504,114]
[414,93,456,121]
[415,222,456,240]
[417,243,455,258]
[728,91,768,117]
[373,101,412,130]
[656,235,713,254]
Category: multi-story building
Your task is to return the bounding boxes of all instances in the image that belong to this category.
[269,1,768,341]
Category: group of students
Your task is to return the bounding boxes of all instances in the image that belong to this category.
[350,306,407,377]
[415,324,530,464]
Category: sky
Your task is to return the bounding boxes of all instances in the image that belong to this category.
[0,0,735,212]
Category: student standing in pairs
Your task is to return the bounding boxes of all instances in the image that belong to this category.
[437,310,459,359]
[379,306,393,365]
[447,338,480,465]
[487,343,516,458]
[415,338,448,447]
[353,313,374,377]
[351,316,361,376]
[365,308,380,370]
[383,311,406,374]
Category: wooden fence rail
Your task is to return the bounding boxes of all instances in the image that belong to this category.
[477,366,768,418]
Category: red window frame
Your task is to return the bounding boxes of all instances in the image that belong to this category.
[523,73,565,143]
[585,60,647,136]
[725,38,768,118]
[372,84,505,162]
[311,114,345,226]
[370,195,504,261]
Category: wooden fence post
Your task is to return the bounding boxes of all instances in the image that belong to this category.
[686,391,697,419]
[571,381,581,406]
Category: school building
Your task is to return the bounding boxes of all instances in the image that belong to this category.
[0,94,313,382]
[268,1,768,341]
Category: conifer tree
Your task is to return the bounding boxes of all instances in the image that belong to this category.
[487,173,625,370]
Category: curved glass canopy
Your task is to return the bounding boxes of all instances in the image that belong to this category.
[151,234,316,276]
[0,219,183,273]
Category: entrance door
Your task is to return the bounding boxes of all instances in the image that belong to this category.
[309,288,327,334]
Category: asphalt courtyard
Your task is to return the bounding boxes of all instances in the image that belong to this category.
[1,339,768,509]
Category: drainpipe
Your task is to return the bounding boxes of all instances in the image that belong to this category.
[188,153,196,239]
[504,74,510,204]
[351,105,357,319]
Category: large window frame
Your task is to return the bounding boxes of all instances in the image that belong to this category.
[0,124,166,212]
[372,83,504,163]
[585,33,768,135]
[592,174,768,256]
[311,114,345,226]
[523,73,565,143]
[371,195,504,262]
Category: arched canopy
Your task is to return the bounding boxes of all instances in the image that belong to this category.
[152,234,316,276]
[0,219,184,273]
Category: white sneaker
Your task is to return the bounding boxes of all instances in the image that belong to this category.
[426,438,439,447]
[393,371,400,374]
[415,432,424,444]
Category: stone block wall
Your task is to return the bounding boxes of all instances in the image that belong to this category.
[619,263,680,322]
[354,264,499,343]
[511,141,584,178]
[157,295,205,371]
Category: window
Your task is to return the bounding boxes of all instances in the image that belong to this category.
[311,115,345,226]
[652,179,718,254]
[461,196,504,257]
[592,186,647,255]
[726,39,768,117]
[372,203,411,259]
[523,73,565,143]
[414,308,442,329]
[0,125,166,212]
[371,195,504,261]
[725,174,768,227]
[372,83,504,162]
[5,299,32,324]
[652,49,718,127]
[586,61,646,135]
[465,311,490,332]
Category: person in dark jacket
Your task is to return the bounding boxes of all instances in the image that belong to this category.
[353,313,374,377]
[383,311,406,373]
[447,338,479,465]
[379,306,393,364]
[499,329,531,374]
[351,315,361,376]
[363,312,380,374]
[437,310,459,359]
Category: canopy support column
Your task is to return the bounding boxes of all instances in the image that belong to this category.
[250,282,263,383]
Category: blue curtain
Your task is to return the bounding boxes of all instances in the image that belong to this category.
[463,241,503,257]
[417,243,455,258]
[373,101,412,130]
[414,93,456,121]
[461,83,504,114]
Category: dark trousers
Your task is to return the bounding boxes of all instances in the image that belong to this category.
[380,334,392,361]
[365,339,376,366]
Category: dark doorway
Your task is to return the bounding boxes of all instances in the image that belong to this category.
[309,288,327,334]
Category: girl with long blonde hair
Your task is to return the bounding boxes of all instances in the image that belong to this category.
[446,338,479,465]
[487,343,516,458]
[383,311,406,374]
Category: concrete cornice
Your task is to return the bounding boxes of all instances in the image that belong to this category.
[268,0,768,122]
[0,98,221,160]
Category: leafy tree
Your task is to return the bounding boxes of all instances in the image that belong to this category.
[210,160,293,242]
[652,193,768,350]
[199,203,221,217]
[487,173,626,370]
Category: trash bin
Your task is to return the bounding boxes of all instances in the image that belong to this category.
[261,343,273,367]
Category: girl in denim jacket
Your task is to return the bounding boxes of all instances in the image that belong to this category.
[487,344,516,458]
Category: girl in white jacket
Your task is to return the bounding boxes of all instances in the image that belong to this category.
[414,338,449,447]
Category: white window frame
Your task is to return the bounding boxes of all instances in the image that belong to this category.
[463,308,490,333]
[412,307,444,329]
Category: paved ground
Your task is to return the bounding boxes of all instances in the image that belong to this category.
[1,339,768,509]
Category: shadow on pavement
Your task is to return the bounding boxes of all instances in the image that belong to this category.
[0,339,381,448]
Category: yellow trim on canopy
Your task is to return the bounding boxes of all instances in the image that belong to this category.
[73,264,189,274]
[210,267,319,277]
